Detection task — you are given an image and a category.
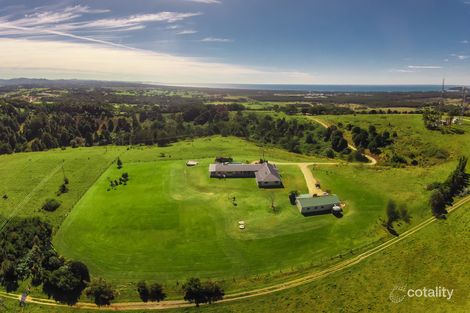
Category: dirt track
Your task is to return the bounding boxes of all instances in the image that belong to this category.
[270,161,338,195]
[309,117,377,165]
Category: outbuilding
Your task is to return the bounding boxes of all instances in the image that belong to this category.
[296,194,341,215]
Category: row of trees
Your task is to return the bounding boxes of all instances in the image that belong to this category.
[0,216,225,307]
[0,217,85,301]
[428,156,470,216]
[1,97,367,162]
[0,216,118,306]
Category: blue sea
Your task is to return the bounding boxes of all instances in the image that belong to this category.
[169,83,454,93]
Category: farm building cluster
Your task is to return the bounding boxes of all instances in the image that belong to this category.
[204,156,343,217]
[208,159,283,188]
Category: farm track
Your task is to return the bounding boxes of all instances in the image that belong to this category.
[271,162,338,194]
[1,195,469,310]
[308,117,378,165]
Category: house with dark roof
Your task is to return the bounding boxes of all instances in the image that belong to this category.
[296,194,341,215]
[208,162,283,188]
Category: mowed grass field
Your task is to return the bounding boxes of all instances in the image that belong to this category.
[3,203,469,313]
[52,134,469,298]
[52,137,393,297]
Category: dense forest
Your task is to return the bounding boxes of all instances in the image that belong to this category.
[0,217,91,304]
[0,93,358,160]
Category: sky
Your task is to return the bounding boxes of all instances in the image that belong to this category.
[0,0,470,85]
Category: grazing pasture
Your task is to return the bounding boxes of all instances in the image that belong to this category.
[52,137,396,295]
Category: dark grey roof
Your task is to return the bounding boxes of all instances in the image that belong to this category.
[208,162,281,183]
[209,163,263,172]
[255,163,281,183]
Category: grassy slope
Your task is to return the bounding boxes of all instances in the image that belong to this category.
[318,114,470,165]
[0,146,124,228]
[3,202,469,313]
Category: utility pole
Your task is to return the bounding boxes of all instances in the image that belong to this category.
[440,77,446,108]
[462,86,467,117]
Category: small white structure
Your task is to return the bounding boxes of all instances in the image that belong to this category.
[239,224,245,229]
[332,205,342,213]
[238,221,245,225]
[186,160,199,167]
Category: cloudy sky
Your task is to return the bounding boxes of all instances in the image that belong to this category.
[0,0,470,84]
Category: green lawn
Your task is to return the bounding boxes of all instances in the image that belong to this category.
[51,137,387,300]
[3,203,469,313]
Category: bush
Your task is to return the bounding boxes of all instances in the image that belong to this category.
[57,183,69,196]
[42,199,61,212]
[85,278,115,307]
[137,281,149,302]
[148,283,166,302]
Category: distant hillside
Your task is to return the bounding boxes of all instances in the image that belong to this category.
[0,78,153,88]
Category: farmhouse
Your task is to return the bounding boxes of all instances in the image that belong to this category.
[296,194,341,215]
[208,162,283,188]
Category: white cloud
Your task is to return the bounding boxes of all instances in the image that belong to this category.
[0,38,315,84]
[6,5,108,28]
[63,5,110,14]
[166,24,181,30]
[0,22,138,50]
[460,40,469,44]
[407,65,442,69]
[185,0,221,4]
[0,8,201,35]
[450,53,469,60]
[201,37,233,42]
[176,29,198,35]
[74,12,202,29]
[389,69,416,73]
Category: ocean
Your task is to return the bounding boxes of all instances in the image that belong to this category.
[169,83,453,93]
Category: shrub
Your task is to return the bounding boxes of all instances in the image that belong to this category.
[42,199,61,212]
[57,183,69,196]
[137,281,149,302]
[85,278,115,307]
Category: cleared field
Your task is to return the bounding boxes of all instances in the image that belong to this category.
[0,146,125,228]
[319,114,470,165]
[53,137,387,296]
[3,203,469,313]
